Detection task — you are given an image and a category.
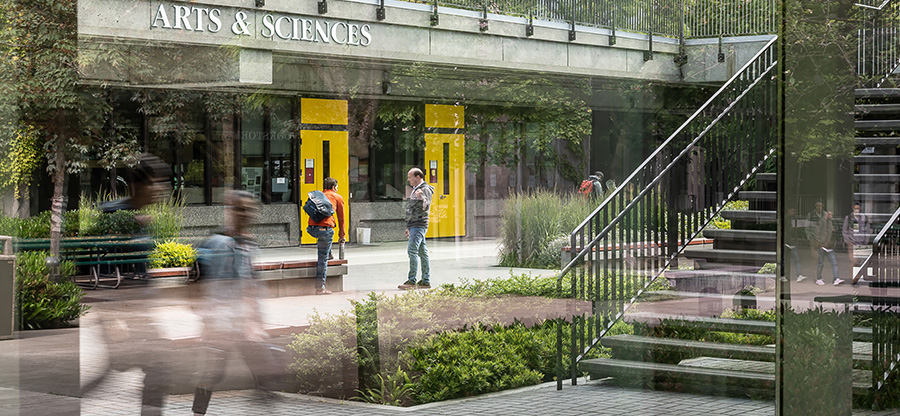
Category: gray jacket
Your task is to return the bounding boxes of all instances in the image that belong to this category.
[406,182,435,228]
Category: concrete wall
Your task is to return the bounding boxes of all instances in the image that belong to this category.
[182,203,300,246]
[78,0,769,86]
[185,196,505,246]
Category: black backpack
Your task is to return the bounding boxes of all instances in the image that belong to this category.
[304,190,335,222]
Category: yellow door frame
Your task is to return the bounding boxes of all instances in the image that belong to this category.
[424,104,466,238]
[299,98,350,244]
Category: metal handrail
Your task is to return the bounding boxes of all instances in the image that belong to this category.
[853,205,900,282]
[856,0,900,86]
[555,37,778,390]
[558,35,778,279]
[412,0,777,39]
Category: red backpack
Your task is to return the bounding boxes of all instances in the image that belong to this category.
[578,179,594,195]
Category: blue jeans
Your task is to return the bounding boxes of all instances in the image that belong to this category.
[816,247,839,282]
[786,244,803,278]
[307,226,334,290]
[407,227,429,284]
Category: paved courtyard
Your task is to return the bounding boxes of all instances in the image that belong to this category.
[2,239,900,415]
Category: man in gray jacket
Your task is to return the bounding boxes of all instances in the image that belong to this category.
[399,167,435,289]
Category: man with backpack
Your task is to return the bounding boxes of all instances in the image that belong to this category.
[305,177,345,295]
[578,171,605,198]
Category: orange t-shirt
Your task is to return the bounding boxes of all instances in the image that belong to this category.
[308,189,345,239]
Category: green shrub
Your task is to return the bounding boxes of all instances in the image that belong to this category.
[17,211,51,239]
[498,190,599,269]
[782,307,853,414]
[355,366,414,406]
[0,215,18,237]
[437,273,572,299]
[95,210,141,235]
[149,240,197,268]
[406,323,545,403]
[15,251,88,330]
[142,195,185,240]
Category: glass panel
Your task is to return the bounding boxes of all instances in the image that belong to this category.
[241,107,265,201]
[269,98,294,203]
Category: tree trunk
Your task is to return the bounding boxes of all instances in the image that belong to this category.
[49,134,66,281]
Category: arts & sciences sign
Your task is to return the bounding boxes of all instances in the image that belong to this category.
[150,2,373,46]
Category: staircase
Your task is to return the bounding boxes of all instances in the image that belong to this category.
[855,88,900,251]
[580,316,875,400]
[557,31,900,406]
[574,89,900,404]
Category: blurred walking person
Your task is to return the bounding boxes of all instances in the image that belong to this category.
[192,191,280,415]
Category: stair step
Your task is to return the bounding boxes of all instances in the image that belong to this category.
[856,88,900,98]
[855,120,900,131]
[678,357,870,393]
[855,174,900,182]
[602,334,774,362]
[856,103,900,114]
[720,210,775,223]
[682,248,775,265]
[855,137,900,146]
[737,191,776,201]
[579,357,775,398]
[854,154,900,163]
[755,173,776,183]
[855,192,900,201]
[702,229,775,242]
[607,335,872,367]
[630,315,874,342]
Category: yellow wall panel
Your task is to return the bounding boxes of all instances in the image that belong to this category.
[301,98,349,125]
[425,104,464,129]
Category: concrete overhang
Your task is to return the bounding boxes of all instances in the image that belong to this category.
[77,0,774,89]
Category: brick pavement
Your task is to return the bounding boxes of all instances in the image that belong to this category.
[72,373,900,416]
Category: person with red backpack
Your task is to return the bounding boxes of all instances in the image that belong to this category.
[578,171,605,198]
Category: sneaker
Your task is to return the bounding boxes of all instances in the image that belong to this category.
[780,276,789,283]
[833,278,845,286]
[316,288,332,295]
[398,281,417,290]
[416,281,431,288]
[815,279,825,286]
[796,275,807,283]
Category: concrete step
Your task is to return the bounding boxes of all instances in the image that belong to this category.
[682,247,775,266]
[855,120,900,131]
[855,192,900,202]
[856,103,900,114]
[662,269,774,294]
[631,315,874,342]
[855,174,900,182]
[855,137,900,146]
[702,229,775,242]
[579,357,775,398]
[755,173,776,183]
[602,334,772,362]
[856,88,900,98]
[737,191,776,201]
[678,357,870,395]
[854,154,900,163]
[719,210,775,223]
[702,228,775,251]
[601,334,872,367]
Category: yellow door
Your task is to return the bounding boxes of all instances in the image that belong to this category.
[300,98,349,244]
[424,104,466,238]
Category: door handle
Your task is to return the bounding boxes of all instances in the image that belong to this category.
[440,195,446,199]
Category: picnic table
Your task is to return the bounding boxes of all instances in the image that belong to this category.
[14,236,152,289]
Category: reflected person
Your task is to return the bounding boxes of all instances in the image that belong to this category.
[192,191,280,415]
